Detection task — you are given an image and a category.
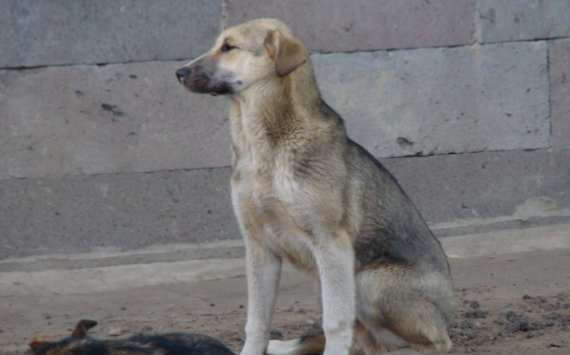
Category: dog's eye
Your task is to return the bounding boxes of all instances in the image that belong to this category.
[221,43,236,53]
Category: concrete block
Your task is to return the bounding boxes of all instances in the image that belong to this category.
[2,148,568,261]
[0,61,231,180]
[226,0,476,52]
[478,0,570,43]
[312,41,550,158]
[382,148,570,223]
[0,168,238,261]
[0,0,222,68]
[550,39,570,147]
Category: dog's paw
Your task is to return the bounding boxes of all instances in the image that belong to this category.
[266,339,302,355]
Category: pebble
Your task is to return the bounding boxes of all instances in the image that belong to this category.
[270,330,283,340]
[464,310,488,319]
[108,327,124,336]
[460,320,473,329]
[505,311,518,322]
[518,318,530,332]
[549,312,560,319]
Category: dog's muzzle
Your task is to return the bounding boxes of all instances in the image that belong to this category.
[175,67,190,85]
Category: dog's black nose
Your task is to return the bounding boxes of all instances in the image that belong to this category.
[176,67,190,83]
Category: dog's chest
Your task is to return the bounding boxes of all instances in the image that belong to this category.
[233,153,317,271]
[234,146,304,206]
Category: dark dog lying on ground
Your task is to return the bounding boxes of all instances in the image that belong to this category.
[28,319,235,355]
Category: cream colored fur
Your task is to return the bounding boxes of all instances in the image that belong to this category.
[176,18,454,355]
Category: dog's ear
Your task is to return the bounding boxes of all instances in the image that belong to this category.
[70,319,98,338]
[264,30,307,77]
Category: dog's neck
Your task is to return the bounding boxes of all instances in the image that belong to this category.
[228,61,323,151]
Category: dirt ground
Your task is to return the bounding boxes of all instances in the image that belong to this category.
[1,249,569,355]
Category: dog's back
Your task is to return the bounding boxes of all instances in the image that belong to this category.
[349,139,449,265]
[29,320,235,355]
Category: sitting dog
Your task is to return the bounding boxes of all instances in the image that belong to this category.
[28,319,234,355]
[176,18,454,355]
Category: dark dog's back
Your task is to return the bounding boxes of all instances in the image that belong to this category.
[29,320,234,355]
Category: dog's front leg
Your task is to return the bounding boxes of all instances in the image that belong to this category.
[313,232,355,355]
[240,234,282,355]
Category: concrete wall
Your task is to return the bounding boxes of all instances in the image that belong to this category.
[1,0,569,261]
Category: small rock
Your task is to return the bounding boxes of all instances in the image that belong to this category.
[298,308,306,314]
[549,312,560,319]
[469,301,480,309]
[239,305,244,309]
[522,294,532,300]
[525,333,533,339]
[460,320,473,329]
[518,319,530,332]
[108,327,123,336]
[270,330,283,340]
[210,303,216,307]
[464,310,488,319]
[120,306,127,311]
[505,311,518,322]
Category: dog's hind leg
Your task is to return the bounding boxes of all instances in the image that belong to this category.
[382,350,422,355]
[356,267,453,354]
[354,320,415,355]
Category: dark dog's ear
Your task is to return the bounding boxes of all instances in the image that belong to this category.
[71,319,98,338]
[264,30,307,77]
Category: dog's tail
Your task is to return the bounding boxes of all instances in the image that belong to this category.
[266,332,325,355]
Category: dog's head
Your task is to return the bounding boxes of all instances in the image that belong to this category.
[175,19,308,96]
